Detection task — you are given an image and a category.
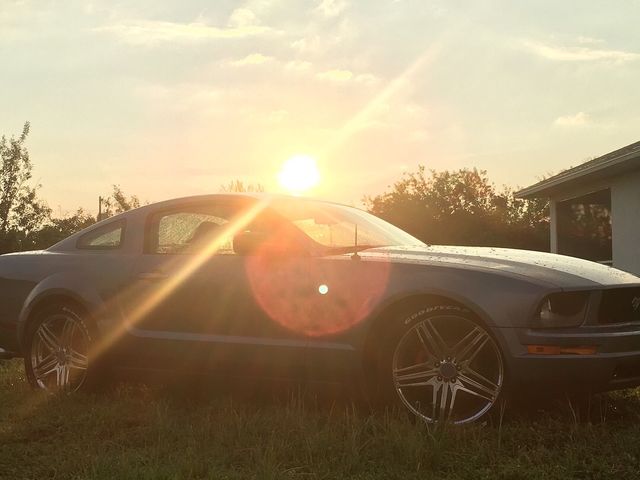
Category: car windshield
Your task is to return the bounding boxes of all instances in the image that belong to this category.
[268,198,425,250]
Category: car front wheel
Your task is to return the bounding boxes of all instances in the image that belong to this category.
[377,305,505,424]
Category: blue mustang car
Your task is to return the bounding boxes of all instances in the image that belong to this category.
[1,194,639,424]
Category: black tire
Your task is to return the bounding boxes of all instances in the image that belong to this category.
[369,305,506,425]
[24,303,97,393]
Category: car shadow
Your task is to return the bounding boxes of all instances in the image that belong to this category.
[106,368,640,426]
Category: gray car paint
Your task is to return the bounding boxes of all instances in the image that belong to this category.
[1,193,640,393]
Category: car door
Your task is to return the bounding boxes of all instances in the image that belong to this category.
[117,197,310,377]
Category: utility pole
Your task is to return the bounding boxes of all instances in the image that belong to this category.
[98,196,103,222]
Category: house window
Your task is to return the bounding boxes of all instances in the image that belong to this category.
[557,189,612,263]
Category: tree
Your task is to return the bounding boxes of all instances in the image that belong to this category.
[25,184,142,251]
[0,122,51,253]
[364,166,549,251]
[28,208,96,250]
[98,185,141,220]
[220,180,265,193]
[0,124,146,253]
[25,184,142,250]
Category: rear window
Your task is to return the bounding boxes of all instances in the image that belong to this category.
[77,220,125,249]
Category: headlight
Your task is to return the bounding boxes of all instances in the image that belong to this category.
[534,292,589,328]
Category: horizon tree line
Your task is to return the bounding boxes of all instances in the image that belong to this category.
[1,122,550,254]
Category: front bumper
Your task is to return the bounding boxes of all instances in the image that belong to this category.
[495,325,640,392]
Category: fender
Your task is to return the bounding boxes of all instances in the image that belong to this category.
[371,287,495,328]
[367,287,517,355]
[356,286,496,350]
[357,263,551,337]
[17,271,105,349]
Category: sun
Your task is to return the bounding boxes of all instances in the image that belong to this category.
[277,155,320,194]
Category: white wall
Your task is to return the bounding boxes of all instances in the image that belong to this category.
[611,170,640,276]
[549,200,558,253]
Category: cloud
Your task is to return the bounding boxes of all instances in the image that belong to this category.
[228,8,259,28]
[352,73,378,86]
[315,0,348,18]
[554,112,590,127]
[523,40,640,63]
[290,36,320,54]
[94,19,274,45]
[135,82,224,116]
[317,68,353,81]
[266,109,288,123]
[219,49,379,87]
[290,34,348,55]
[223,55,378,86]
[284,60,314,72]
[576,36,605,45]
[228,53,273,66]
[316,69,378,85]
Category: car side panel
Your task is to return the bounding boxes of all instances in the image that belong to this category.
[303,259,553,381]
[17,271,110,346]
[310,259,553,344]
[0,251,136,355]
[0,275,37,353]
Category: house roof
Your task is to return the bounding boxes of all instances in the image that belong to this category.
[516,140,640,199]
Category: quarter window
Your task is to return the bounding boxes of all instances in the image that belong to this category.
[77,220,124,249]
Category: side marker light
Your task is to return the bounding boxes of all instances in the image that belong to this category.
[527,345,597,355]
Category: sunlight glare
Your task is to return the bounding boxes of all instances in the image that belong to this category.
[91,199,271,361]
[278,155,320,194]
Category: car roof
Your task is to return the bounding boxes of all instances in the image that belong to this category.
[124,192,353,213]
[47,193,360,252]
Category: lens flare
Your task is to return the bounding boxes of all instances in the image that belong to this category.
[245,251,391,337]
[92,199,272,361]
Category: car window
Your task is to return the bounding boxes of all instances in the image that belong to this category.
[155,211,234,254]
[148,200,312,255]
[77,220,124,249]
[269,199,424,248]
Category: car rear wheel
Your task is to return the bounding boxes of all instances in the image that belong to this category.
[377,305,505,424]
[24,304,93,393]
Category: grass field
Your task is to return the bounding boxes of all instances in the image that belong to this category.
[2,359,640,480]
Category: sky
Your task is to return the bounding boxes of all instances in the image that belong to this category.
[1,0,639,216]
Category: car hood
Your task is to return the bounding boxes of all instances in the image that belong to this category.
[360,245,640,288]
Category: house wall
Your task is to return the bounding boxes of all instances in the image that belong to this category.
[549,200,558,253]
[611,170,640,276]
[547,171,640,275]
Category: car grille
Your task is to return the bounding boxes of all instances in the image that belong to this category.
[598,287,640,324]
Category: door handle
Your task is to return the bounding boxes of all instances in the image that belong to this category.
[137,272,169,281]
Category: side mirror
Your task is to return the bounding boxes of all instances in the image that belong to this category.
[233,231,269,256]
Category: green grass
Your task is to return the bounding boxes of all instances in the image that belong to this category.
[2,360,640,480]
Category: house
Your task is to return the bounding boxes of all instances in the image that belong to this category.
[516,141,640,276]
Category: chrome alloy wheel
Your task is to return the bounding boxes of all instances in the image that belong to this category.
[392,314,503,424]
[30,311,90,392]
